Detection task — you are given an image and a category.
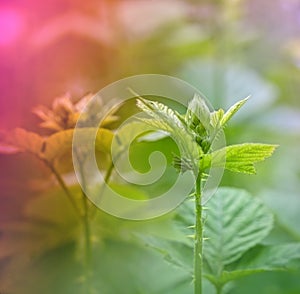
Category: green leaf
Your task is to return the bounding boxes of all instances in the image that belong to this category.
[136,188,274,279]
[234,243,300,271]
[210,109,224,129]
[140,118,201,173]
[206,143,278,174]
[136,98,201,172]
[220,97,249,126]
[138,234,193,273]
[204,188,274,276]
[216,243,300,284]
[136,97,187,131]
[185,93,211,130]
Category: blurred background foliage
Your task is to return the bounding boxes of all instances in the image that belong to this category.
[0,0,300,293]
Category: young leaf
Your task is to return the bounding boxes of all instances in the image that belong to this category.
[185,93,211,131]
[136,99,202,172]
[136,98,186,130]
[210,109,224,129]
[220,97,249,126]
[205,143,278,174]
[203,188,274,276]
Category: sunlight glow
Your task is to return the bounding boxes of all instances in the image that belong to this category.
[0,8,24,46]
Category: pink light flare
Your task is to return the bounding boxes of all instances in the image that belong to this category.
[0,8,24,46]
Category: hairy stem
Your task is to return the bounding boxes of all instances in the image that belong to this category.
[194,172,203,294]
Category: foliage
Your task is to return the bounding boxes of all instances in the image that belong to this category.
[136,95,283,294]
[0,89,289,294]
[139,188,300,292]
[204,143,277,174]
[137,95,277,174]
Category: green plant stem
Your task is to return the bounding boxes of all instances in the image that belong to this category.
[91,150,124,216]
[45,158,92,293]
[81,189,92,294]
[216,284,224,294]
[82,190,92,266]
[106,160,115,182]
[90,159,115,218]
[76,155,93,294]
[44,160,81,217]
[97,159,114,201]
[194,172,203,294]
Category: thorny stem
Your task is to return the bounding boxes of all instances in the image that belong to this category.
[194,172,203,294]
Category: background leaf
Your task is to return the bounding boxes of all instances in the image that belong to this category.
[134,200,195,276]
[218,243,300,284]
[204,187,274,276]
